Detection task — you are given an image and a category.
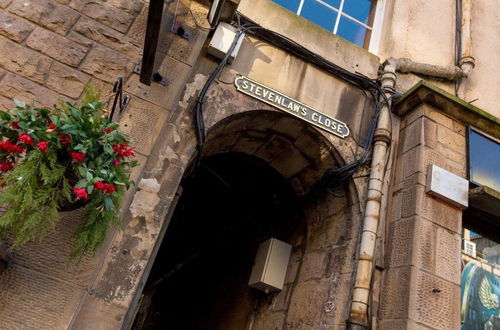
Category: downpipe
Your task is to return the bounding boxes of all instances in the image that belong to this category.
[347,1,474,327]
[388,0,474,82]
[347,63,395,329]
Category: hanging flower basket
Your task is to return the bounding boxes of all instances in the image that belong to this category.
[0,85,138,258]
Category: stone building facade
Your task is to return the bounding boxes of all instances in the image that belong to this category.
[0,0,498,329]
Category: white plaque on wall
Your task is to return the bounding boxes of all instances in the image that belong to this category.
[426,164,469,209]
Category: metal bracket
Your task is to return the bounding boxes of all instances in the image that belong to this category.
[174,25,191,40]
[152,72,169,86]
[109,77,131,122]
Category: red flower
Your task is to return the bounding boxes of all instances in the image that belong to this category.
[70,151,86,163]
[11,121,20,129]
[0,161,13,171]
[37,141,49,152]
[0,139,23,154]
[94,181,116,194]
[103,127,114,134]
[18,133,33,145]
[94,181,106,191]
[112,143,135,158]
[59,133,71,146]
[112,159,120,167]
[47,122,57,133]
[73,187,88,199]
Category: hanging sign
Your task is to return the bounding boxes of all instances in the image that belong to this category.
[234,76,350,138]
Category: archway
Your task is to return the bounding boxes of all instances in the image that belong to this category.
[132,111,361,329]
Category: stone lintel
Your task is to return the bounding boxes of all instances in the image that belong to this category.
[394,80,500,139]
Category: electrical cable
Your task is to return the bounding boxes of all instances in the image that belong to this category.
[191,14,390,193]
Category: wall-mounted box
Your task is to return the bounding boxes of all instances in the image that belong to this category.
[207,22,244,63]
[426,164,469,209]
[248,238,292,293]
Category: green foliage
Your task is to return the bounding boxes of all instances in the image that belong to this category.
[0,85,138,259]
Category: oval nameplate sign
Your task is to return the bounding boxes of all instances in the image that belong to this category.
[234,76,350,138]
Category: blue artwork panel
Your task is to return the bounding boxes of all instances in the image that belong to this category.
[343,0,373,24]
[300,0,338,32]
[272,0,302,13]
[336,17,367,46]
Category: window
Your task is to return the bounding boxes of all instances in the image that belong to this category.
[272,0,380,49]
[468,128,500,192]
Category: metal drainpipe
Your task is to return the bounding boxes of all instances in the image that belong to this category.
[348,60,396,330]
[459,0,475,78]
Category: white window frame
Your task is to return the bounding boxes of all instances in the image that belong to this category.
[292,0,386,54]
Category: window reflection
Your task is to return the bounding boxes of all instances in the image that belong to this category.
[271,0,375,48]
[469,129,500,192]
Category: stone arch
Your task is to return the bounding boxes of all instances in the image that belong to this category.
[127,110,365,328]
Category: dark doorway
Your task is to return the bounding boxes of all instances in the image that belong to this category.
[132,152,304,330]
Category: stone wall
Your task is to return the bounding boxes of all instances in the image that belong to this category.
[379,104,466,329]
[0,0,208,328]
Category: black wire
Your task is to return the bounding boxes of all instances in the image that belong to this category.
[192,14,390,193]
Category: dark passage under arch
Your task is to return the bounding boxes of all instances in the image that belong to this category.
[132,152,304,329]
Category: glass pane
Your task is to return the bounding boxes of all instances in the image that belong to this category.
[316,0,342,10]
[343,0,373,25]
[272,0,302,13]
[461,230,500,329]
[469,130,500,191]
[300,0,338,32]
[336,16,367,46]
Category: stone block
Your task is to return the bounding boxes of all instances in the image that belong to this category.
[423,118,437,148]
[270,143,310,179]
[105,0,143,15]
[0,0,12,8]
[298,250,327,281]
[7,209,101,286]
[0,72,63,107]
[73,17,141,58]
[452,119,466,136]
[410,269,460,329]
[0,94,12,110]
[435,228,461,284]
[400,118,422,154]
[231,134,265,155]
[70,0,135,33]
[307,210,353,251]
[124,57,192,108]
[80,46,135,83]
[126,4,147,46]
[0,36,51,83]
[286,279,330,328]
[252,311,286,330]
[323,272,354,325]
[424,106,454,129]
[67,30,94,48]
[379,266,411,320]
[69,295,128,330]
[0,11,34,42]
[401,184,462,233]
[386,217,414,268]
[400,104,425,129]
[26,28,87,67]
[47,61,89,98]
[9,0,79,35]
[0,264,84,329]
[284,247,302,284]
[118,97,169,156]
[436,124,466,154]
